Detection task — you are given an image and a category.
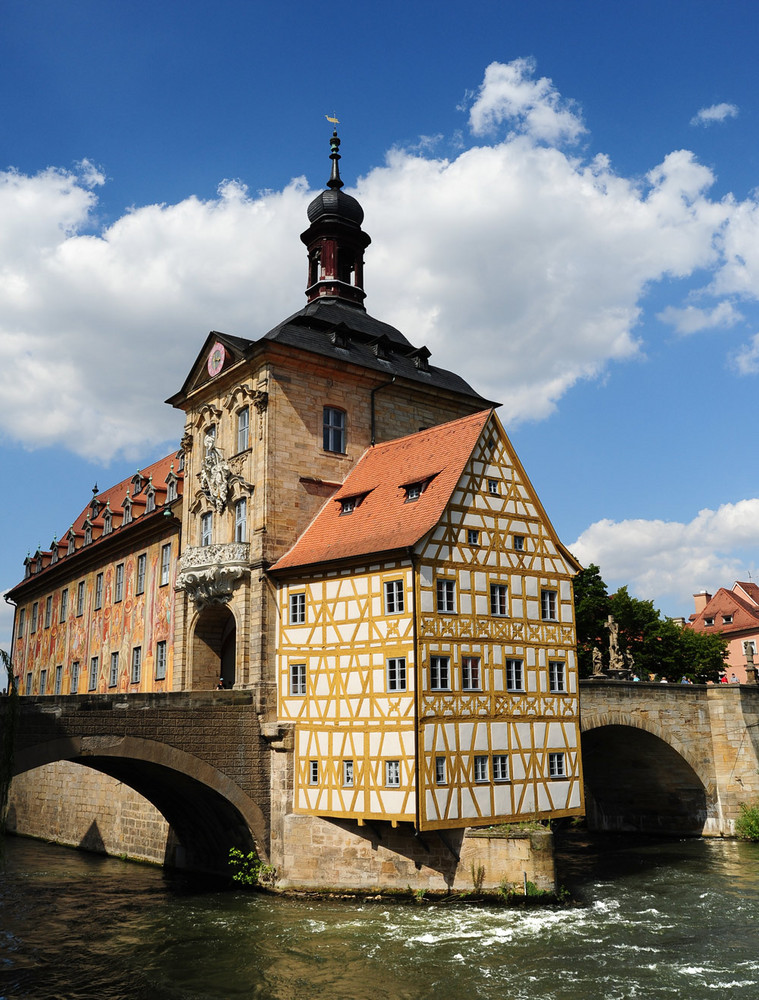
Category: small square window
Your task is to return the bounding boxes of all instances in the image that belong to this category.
[467,529,479,546]
[436,579,456,614]
[343,760,354,787]
[704,616,714,627]
[309,760,319,785]
[549,752,566,778]
[541,589,557,621]
[339,497,356,515]
[289,593,306,625]
[430,656,450,691]
[490,583,508,616]
[487,479,499,495]
[404,482,423,502]
[435,756,447,785]
[474,755,489,782]
[493,755,509,781]
[384,580,404,614]
[506,658,524,692]
[513,535,525,551]
[462,656,481,691]
[387,657,407,692]
[549,661,566,693]
[385,760,400,787]
[722,614,733,624]
[290,663,306,696]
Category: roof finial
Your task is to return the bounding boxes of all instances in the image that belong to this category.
[328,129,344,191]
[92,482,99,496]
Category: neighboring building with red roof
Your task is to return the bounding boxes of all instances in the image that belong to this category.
[687,582,759,683]
[6,130,584,885]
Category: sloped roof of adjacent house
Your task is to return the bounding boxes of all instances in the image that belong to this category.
[270,410,493,572]
[688,582,759,637]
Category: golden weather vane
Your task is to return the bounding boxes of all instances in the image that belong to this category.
[325,113,340,124]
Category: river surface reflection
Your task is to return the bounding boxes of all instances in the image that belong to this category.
[1,832,758,999]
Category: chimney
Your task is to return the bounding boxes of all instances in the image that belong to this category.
[693,591,712,615]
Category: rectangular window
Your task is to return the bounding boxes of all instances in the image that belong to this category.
[70,661,79,694]
[467,529,479,546]
[114,564,124,603]
[77,580,85,616]
[31,602,38,633]
[474,755,489,782]
[25,672,32,694]
[136,554,146,595]
[513,535,524,551]
[237,406,250,453]
[59,589,68,622]
[549,661,566,693]
[235,498,247,542]
[155,641,167,681]
[40,669,47,694]
[95,573,103,609]
[309,760,319,785]
[131,646,142,684]
[436,579,456,613]
[435,756,447,785]
[384,580,404,614]
[549,752,566,778]
[290,663,306,696]
[493,754,509,781]
[200,512,213,547]
[88,657,98,691]
[541,589,558,621]
[289,592,306,625]
[343,760,354,787]
[386,657,407,692]
[385,760,400,787]
[160,544,171,587]
[16,609,25,639]
[506,658,524,692]
[54,665,62,695]
[45,595,52,628]
[462,656,481,691]
[487,478,499,495]
[430,656,450,691]
[490,583,508,616]
[323,406,346,453]
[109,652,119,688]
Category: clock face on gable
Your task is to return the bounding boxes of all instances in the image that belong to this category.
[207,342,226,377]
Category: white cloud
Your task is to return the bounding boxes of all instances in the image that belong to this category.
[690,102,739,126]
[570,500,759,615]
[0,59,758,460]
[468,58,586,144]
[658,299,742,335]
[732,333,759,374]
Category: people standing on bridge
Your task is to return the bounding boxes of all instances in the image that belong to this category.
[216,677,224,690]
[730,673,739,684]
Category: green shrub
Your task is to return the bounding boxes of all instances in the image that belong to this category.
[228,847,276,887]
[736,803,759,842]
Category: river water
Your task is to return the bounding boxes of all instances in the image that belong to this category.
[1,832,758,999]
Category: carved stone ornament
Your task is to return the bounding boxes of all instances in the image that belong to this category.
[198,432,235,513]
[177,543,250,610]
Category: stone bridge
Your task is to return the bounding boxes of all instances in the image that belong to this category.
[0,691,282,872]
[580,680,759,836]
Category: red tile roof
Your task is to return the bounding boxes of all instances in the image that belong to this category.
[271,410,493,572]
[687,585,759,637]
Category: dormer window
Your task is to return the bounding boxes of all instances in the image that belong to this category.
[404,482,423,503]
[704,616,714,626]
[66,531,76,556]
[83,522,93,546]
[131,472,145,496]
[340,497,357,515]
[36,553,43,574]
[90,497,102,519]
[145,486,156,513]
[24,557,31,579]
[722,614,733,624]
[166,469,178,503]
[410,346,431,371]
[122,495,133,526]
[51,543,59,564]
[103,508,112,535]
[330,326,350,349]
[177,452,185,472]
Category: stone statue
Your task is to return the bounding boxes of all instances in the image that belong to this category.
[592,646,604,675]
[606,614,625,672]
[199,432,232,513]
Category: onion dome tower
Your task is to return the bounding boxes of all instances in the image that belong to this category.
[301,130,371,307]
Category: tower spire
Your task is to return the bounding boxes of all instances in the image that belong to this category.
[327,129,344,190]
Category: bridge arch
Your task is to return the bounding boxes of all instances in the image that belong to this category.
[13,735,269,873]
[580,711,717,835]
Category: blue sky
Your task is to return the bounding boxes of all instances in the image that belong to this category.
[3,0,759,651]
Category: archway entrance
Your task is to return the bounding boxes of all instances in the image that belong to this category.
[192,604,237,689]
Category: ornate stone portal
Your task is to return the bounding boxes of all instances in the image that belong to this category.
[177,542,250,610]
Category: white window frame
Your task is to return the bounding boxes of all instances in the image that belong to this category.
[45,595,52,628]
[234,497,247,542]
[155,640,167,681]
[131,646,142,684]
[462,656,481,691]
[513,535,525,551]
[77,580,85,617]
[474,755,489,783]
[109,652,119,688]
[289,592,306,625]
[490,583,508,616]
[493,754,509,782]
[40,669,47,695]
[88,656,98,691]
[541,589,558,621]
[548,752,566,778]
[549,660,566,693]
[467,528,480,546]
[430,655,450,691]
[54,665,62,695]
[323,406,346,454]
[386,657,407,692]
[160,544,171,586]
[200,512,213,547]
[436,579,456,614]
[506,658,524,692]
[114,564,124,603]
[59,588,68,622]
[385,760,401,787]
[290,662,306,696]
[94,573,103,609]
[70,661,79,694]
[16,608,25,638]
[136,553,147,595]
[384,579,404,614]
[237,406,250,453]
[343,759,354,787]
[31,602,38,633]
[435,756,447,785]
[309,760,319,785]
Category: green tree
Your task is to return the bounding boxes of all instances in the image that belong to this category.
[572,564,609,677]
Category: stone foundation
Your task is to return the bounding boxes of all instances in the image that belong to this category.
[5,761,173,865]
